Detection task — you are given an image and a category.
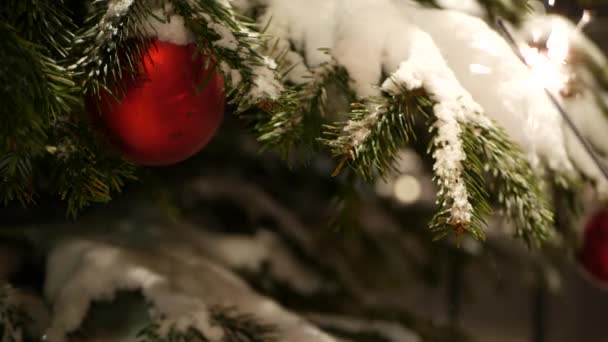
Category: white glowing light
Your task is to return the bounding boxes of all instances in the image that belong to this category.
[519,21,570,93]
[577,10,592,29]
[469,63,492,75]
[548,0,556,6]
[393,175,422,205]
[546,22,569,62]
[532,29,543,43]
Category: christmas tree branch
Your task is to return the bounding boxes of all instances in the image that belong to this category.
[0,0,290,215]
[71,0,156,98]
[0,0,75,58]
[429,116,491,242]
[173,0,285,110]
[255,60,352,157]
[0,285,33,342]
[48,116,138,218]
[0,18,77,207]
[101,306,279,342]
[326,76,552,245]
[463,122,554,247]
[322,92,425,180]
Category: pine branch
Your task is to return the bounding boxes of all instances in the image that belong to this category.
[0,153,36,207]
[172,0,284,110]
[325,79,552,246]
[429,120,491,242]
[0,22,77,207]
[255,60,352,157]
[0,22,77,123]
[429,116,554,246]
[70,0,156,98]
[323,92,429,180]
[137,324,210,342]
[0,0,75,58]
[211,307,278,342]
[47,114,137,218]
[0,285,33,342]
[1,0,285,215]
[136,306,277,342]
[464,122,554,247]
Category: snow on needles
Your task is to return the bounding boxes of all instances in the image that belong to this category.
[141,1,283,103]
[397,5,576,174]
[249,56,283,101]
[382,28,488,226]
[144,9,194,45]
[242,0,586,180]
[43,234,335,342]
[107,0,134,17]
[44,239,221,342]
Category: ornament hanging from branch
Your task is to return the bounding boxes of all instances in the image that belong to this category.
[89,39,225,166]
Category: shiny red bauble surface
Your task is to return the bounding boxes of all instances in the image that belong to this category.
[578,208,608,286]
[90,39,224,165]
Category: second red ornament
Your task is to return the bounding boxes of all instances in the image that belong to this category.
[577,208,608,289]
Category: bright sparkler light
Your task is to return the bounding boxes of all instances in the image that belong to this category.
[577,10,592,29]
[519,21,570,93]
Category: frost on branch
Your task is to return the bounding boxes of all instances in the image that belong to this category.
[0,285,31,342]
[380,27,552,243]
[397,5,576,176]
[381,28,487,238]
[238,0,567,242]
[74,0,286,116]
[244,0,579,176]
[43,236,335,342]
[256,59,352,156]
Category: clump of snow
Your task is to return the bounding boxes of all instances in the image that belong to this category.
[248,56,284,100]
[220,61,243,86]
[200,13,239,50]
[395,4,576,174]
[142,3,240,47]
[44,239,221,342]
[250,9,313,85]
[341,103,383,157]
[431,108,474,225]
[107,0,134,17]
[43,229,335,342]
[143,9,194,45]
[382,28,490,225]
[249,0,585,179]
[198,229,323,294]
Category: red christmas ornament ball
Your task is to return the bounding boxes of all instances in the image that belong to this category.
[91,39,224,166]
[577,208,608,286]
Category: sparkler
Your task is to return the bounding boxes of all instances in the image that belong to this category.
[496,18,608,181]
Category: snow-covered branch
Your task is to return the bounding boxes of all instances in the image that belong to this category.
[44,237,335,341]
